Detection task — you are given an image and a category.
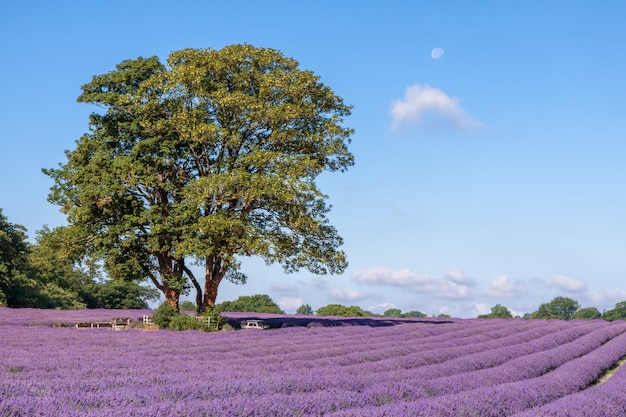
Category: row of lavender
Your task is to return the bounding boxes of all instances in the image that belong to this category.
[512,354,626,416]
[0,307,154,327]
[1,310,626,416]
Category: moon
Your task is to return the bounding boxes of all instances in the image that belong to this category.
[431,48,445,60]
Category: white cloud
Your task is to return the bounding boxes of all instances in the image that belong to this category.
[301,277,330,290]
[277,296,304,313]
[351,267,474,300]
[472,302,491,317]
[509,309,526,318]
[367,302,397,313]
[487,275,527,298]
[471,301,525,318]
[352,267,436,287]
[433,280,473,299]
[330,288,365,302]
[442,268,477,286]
[270,282,297,292]
[390,84,482,132]
[588,290,626,307]
[547,275,587,292]
[438,305,453,316]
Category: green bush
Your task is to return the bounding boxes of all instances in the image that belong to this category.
[201,307,228,331]
[179,300,197,312]
[153,302,228,331]
[152,302,177,329]
[168,314,203,331]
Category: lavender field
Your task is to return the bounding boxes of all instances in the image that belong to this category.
[1,308,626,416]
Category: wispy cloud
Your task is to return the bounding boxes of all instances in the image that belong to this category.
[472,302,491,317]
[351,267,475,300]
[547,275,587,292]
[442,268,477,286]
[277,296,304,312]
[588,290,626,307]
[330,288,366,302]
[390,84,482,132]
[367,302,397,313]
[486,275,528,298]
[352,267,436,287]
[270,282,298,293]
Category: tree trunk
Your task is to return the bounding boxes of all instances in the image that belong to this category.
[143,267,180,311]
[163,285,180,311]
[200,254,226,313]
[152,254,184,311]
[203,277,220,309]
[184,266,203,314]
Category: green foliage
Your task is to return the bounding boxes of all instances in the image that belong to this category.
[315,304,371,317]
[202,307,228,331]
[0,208,37,307]
[531,296,580,320]
[168,314,203,331]
[383,308,402,318]
[166,307,227,331]
[437,314,452,319]
[296,304,314,315]
[478,304,513,319]
[573,307,601,320]
[80,280,159,309]
[152,302,178,329]
[179,301,197,312]
[401,310,427,318]
[0,212,80,309]
[216,294,284,314]
[44,44,354,311]
[603,301,626,321]
[0,212,159,309]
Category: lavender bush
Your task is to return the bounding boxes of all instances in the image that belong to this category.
[1,308,625,416]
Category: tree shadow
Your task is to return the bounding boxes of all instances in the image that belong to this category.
[222,312,455,329]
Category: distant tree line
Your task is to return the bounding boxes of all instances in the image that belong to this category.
[0,209,158,309]
[479,297,626,321]
[4,208,626,322]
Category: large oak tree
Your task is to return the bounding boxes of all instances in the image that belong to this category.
[46,44,354,312]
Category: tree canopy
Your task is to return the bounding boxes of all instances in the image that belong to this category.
[603,301,626,321]
[531,296,580,320]
[381,308,427,318]
[383,308,402,318]
[0,213,84,308]
[0,210,155,309]
[478,304,513,319]
[315,304,371,317]
[0,208,33,307]
[401,310,428,318]
[45,44,354,312]
[573,306,601,320]
[215,294,283,314]
[296,303,314,315]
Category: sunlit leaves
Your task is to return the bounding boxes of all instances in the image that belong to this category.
[45,44,354,309]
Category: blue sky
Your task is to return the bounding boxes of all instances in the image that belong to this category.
[2,1,626,317]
